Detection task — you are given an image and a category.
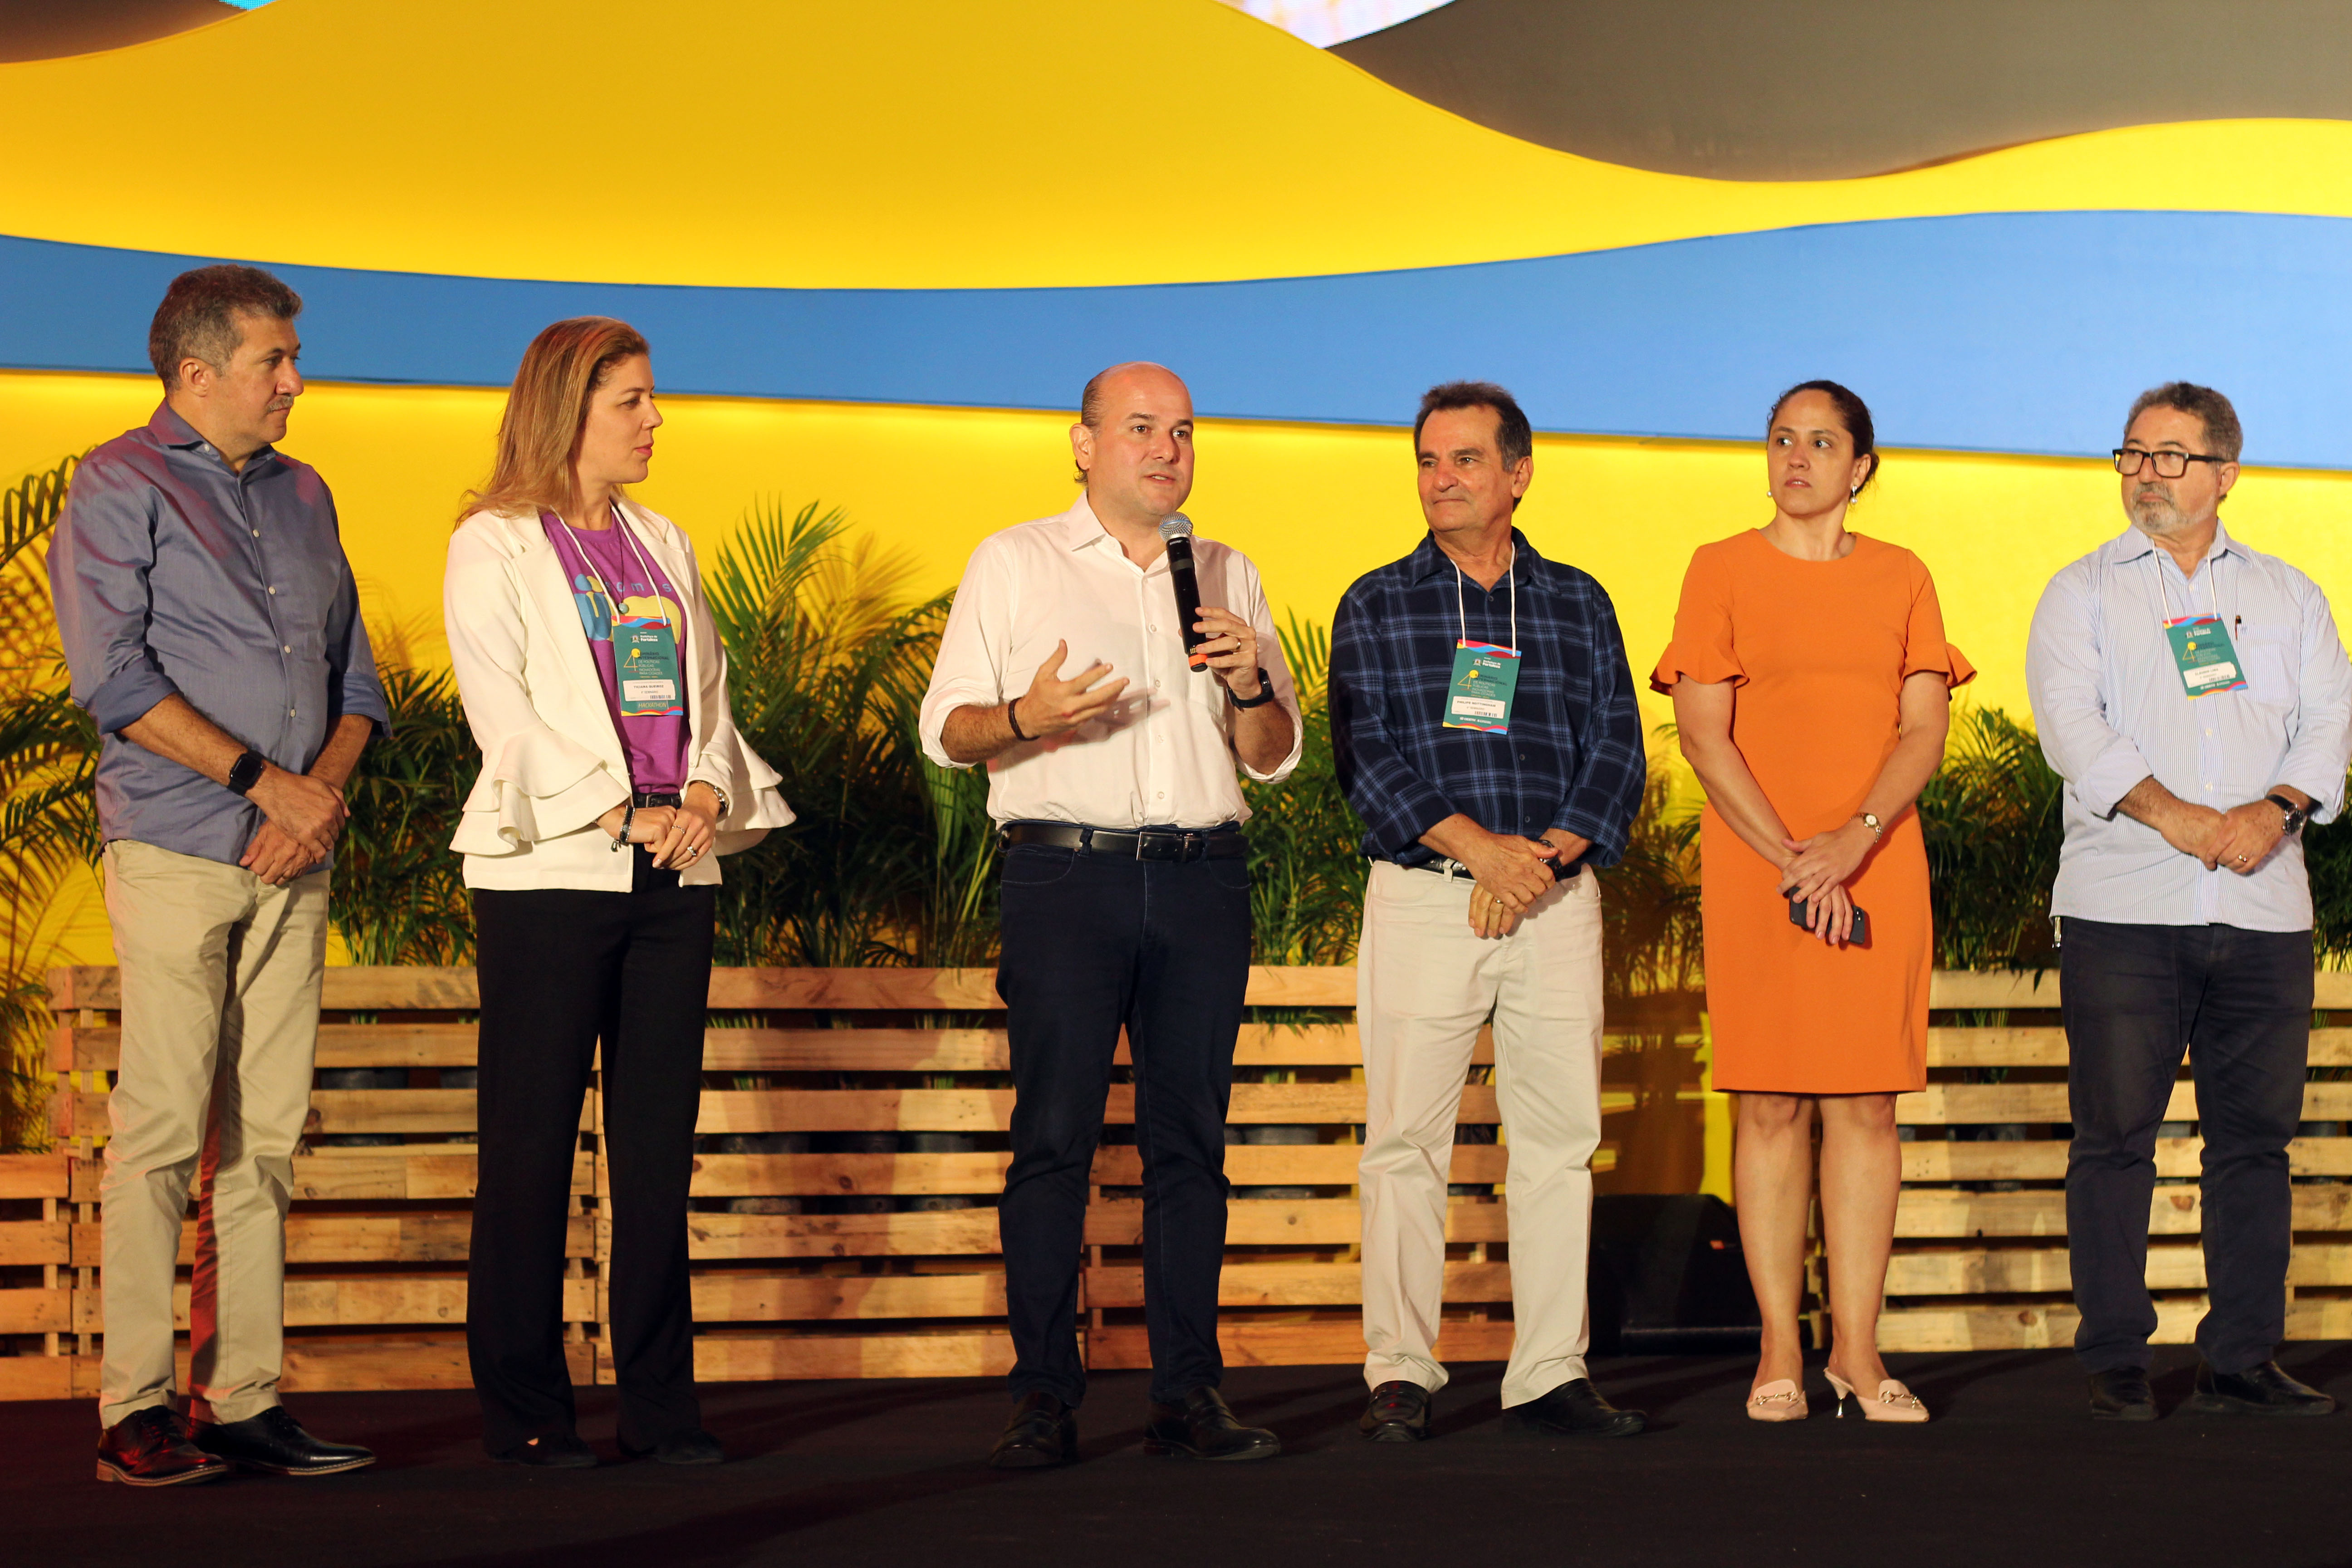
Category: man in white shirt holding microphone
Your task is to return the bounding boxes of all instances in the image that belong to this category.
[921,361,1302,1468]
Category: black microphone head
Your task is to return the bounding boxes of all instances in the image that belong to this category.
[1157,512,1194,541]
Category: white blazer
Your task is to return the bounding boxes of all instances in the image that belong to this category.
[444,500,794,891]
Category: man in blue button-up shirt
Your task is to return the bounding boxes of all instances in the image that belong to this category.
[2027,382,2351,1421]
[1331,382,1646,1443]
[50,266,388,1484]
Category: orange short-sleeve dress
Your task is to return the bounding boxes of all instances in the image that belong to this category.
[1650,531,1975,1094]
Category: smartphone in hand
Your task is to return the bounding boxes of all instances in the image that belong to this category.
[1788,893,1870,946]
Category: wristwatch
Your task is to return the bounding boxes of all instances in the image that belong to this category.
[2266,792,2309,835]
[1857,812,1884,840]
[227,749,267,796]
[1227,667,1277,709]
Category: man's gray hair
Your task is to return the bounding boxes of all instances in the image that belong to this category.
[147,264,303,389]
[2127,381,2244,464]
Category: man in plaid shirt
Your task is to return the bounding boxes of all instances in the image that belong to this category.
[1331,381,1647,1442]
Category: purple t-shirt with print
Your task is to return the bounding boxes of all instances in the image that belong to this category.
[542,511,688,793]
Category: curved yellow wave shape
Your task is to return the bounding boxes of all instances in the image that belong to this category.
[5,0,2352,289]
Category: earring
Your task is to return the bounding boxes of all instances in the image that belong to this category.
[1764,488,1774,498]
[1849,487,1860,500]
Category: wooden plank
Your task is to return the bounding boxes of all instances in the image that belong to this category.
[690,1082,1500,1136]
[0,1155,69,1199]
[691,1272,1006,1321]
[1896,1083,2074,1125]
[0,1220,70,1266]
[2310,1029,2352,1067]
[54,1024,480,1073]
[684,1209,1004,1260]
[0,1356,76,1401]
[1087,1196,1506,1247]
[684,1152,1010,1198]
[1877,1298,2203,1352]
[1928,970,2060,1010]
[2316,972,2352,1010]
[1087,1316,1516,1370]
[698,1022,1387,1072]
[2288,1298,2352,1338]
[1894,1184,2352,1238]
[67,1215,591,1268]
[282,1338,594,1392]
[290,1152,590,1201]
[0,1287,73,1333]
[1886,1242,2201,1295]
[71,1278,595,1332]
[1093,1144,1513,1187]
[1901,1136,2352,1182]
[691,1330,1014,1382]
[1925,1028,2068,1068]
[1088,1259,1512,1309]
[1240,965,1357,1008]
[55,1088,593,1141]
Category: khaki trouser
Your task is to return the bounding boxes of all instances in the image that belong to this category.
[98,838,328,1428]
[1357,860,1606,1407]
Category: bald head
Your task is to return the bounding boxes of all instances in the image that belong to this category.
[1071,362,1195,530]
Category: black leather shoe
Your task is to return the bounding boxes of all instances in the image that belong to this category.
[2087,1367,2156,1421]
[620,1428,724,1465]
[1359,1380,1432,1442]
[491,1430,598,1467]
[989,1391,1077,1469]
[96,1406,230,1487]
[1515,1378,1647,1438]
[2188,1359,2339,1416]
[193,1406,375,1476]
[1143,1386,1281,1461]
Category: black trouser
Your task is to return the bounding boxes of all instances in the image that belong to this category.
[467,849,714,1454]
[995,841,1253,1407]
[2061,917,2312,1375]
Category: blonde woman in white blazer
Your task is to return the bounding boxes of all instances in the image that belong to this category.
[444,318,790,1470]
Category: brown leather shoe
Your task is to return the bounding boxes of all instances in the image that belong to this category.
[988,1391,1077,1469]
[96,1406,230,1487]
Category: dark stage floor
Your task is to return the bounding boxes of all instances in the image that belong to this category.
[8,1346,2352,1568]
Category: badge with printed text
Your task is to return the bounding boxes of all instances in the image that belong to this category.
[1443,639,1521,732]
[2163,613,2248,699]
[616,616,685,716]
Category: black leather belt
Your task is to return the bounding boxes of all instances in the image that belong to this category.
[1401,856,1473,877]
[1001,821,1247,862]
[633,790,682,808]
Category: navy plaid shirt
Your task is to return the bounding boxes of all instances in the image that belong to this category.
[1331,529,1644,869]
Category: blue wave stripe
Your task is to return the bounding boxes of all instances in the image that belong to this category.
[6,211,2352,466]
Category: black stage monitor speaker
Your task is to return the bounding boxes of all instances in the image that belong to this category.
[1588,1193,1762,1354]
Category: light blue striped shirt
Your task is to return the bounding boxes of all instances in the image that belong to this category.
[2026,522,2352,931]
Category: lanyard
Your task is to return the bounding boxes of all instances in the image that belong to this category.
[2150,544,2238,634]
[556,504,676,637]
[1453,545,1517,652]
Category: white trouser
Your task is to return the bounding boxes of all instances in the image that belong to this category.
[1357,859,1605,1407]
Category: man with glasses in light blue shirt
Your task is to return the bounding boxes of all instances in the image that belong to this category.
[2027,382,2352,1423]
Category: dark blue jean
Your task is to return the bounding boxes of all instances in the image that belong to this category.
[2061,917,2312,1375]
[995,841,1252,1407]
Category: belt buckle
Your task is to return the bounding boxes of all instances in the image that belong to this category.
[1136,830,1195,862]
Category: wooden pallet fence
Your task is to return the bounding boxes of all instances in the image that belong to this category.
[1872,969,2352,1352]
[12,964,1664,1395]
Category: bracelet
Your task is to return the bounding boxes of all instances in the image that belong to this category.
[700,782,731,821]
[610,800,634,852]
[1856,812,1883,840]
[1005,696,1034,742]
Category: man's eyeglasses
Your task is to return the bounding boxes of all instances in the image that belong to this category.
[2113,448,2228,480]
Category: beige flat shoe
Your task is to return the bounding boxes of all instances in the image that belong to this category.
[1745,1378,1809,1421]
[1825,1370,1928,1423]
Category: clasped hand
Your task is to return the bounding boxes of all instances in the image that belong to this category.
[598,784,723,869]
[1778,818,1875,945]
[2164,798,2283,876]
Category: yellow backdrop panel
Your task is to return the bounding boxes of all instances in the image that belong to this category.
[11,370,2352,965]
[8,0,2352,289]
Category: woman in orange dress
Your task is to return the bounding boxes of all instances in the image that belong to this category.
[1652,381,1972,1424]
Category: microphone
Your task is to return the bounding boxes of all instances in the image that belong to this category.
[1158,513,1211,671]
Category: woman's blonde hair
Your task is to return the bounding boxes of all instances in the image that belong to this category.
[461,316,650,525]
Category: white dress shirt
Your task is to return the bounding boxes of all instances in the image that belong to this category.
[918,494,1303,827]
[2026,521,2352,931]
